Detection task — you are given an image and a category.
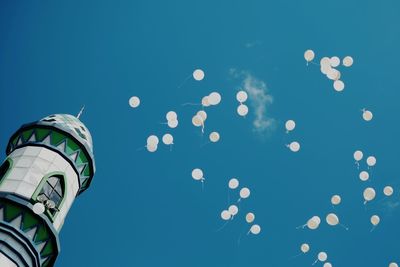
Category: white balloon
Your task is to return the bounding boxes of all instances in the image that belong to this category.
[354,150,363,161]
[320,57,331,67]
[363,187,376,202]
[304,49,315,62]
[320,57,332,74]
[370,215,380,226]
[129,96,141,108]
[193,69,205,81]
[237,104,248,116]
[313,216,321,225]
[236,91,248,103]
[285,120,296,132]
[147,135,159,146]
[240,187,251,199]
[202,96,210,107]
[147,144,158,152]
[228,178,239,189]
[168,119,179,128]
[192,168,204,180]
[331,195,341,205]
[389,262,399,267]
[289,141,300,152]
[333,80,345,92]
[343,56,354,67]
[384,186,394,197]
[301,243,310,253]
[362,110,373,121]
[192,115,204,127]
[228,205,239,216]
[326,213,339,226]
[366,156,376,167]
[246,212,255,223]
[318,252,328,262]
[33,203,45,215]
[359,171,369,181]
[327,68,341,81]
[162,133,174,145]
[320,64,332,75]
[323,263,333,267]
[250,224,261,235]
[208,92,221,105]
[221,210,231,221]
[307,216,321,230]
[209,131,220,143]
[330,56,340,67]
[166,111,177,121]
[197,110,207,121]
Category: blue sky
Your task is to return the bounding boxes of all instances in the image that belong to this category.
[1,1,400,266]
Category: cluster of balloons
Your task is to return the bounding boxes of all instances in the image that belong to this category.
[236,90,249,117]
[298,195,348,231]
[220,178,261,236]
[304,49,353,92]
[145,133,174,152]
[297,243,333,266]
[166,111,179,128]
[201,92,222,107]
[353,150,376,169]
[353,150,396,232]
[285,120,300,152]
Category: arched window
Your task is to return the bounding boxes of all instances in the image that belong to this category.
[36,175,65,216]
[0,160,11,183]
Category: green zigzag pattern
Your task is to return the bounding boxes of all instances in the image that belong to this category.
[0,199,58,267]
[10,127,92,191]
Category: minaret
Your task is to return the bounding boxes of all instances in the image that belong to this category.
[0,114,95,267]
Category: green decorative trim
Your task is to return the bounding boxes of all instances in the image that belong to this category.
[32,171,67,222]
[7,126,93,193]
[0,158,14,187]
[0,197,59,266]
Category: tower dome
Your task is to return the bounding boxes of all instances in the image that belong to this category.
[40,114,94,153]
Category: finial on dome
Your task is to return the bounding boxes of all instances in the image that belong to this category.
[77,106,85,119]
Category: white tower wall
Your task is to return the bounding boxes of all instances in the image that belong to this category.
[0,146,79,231]
[0,252,17,267]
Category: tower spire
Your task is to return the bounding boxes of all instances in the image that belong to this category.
[77,105,85,119]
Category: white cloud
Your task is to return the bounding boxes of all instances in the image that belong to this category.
[230,69,275,133]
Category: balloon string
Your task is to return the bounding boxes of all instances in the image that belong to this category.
[215,221,230,232]
[340,224,349,231]
[237,229,250,246]
[370,226,376,233]
[136,146,145,152]
[177,75,191,88]
[181,102,201,106]
[200,141,210,148]
[309,61,319,66]
[201,179,205,191]
[295,224,306,230]
[288,253,302,261]
[312,259,318,265]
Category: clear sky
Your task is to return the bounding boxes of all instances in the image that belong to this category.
[1,1,400,266]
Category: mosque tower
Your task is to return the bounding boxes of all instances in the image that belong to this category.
[0,113,95,267]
